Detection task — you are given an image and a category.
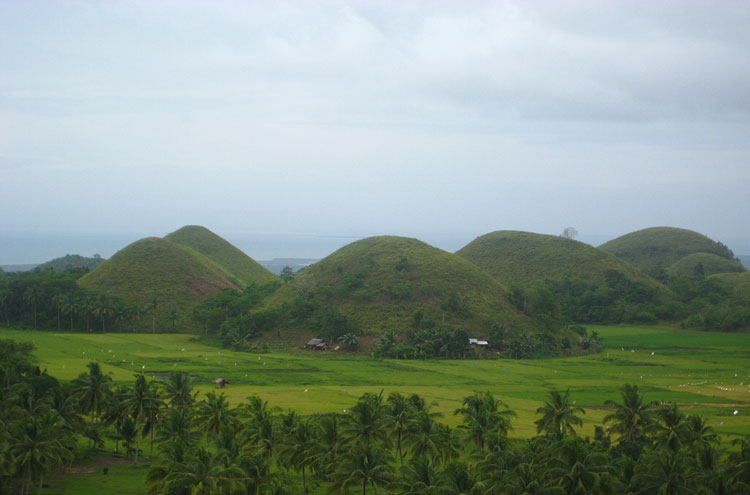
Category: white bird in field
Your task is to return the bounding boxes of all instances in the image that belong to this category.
[142,365,145,369]
[304,389,308,392]
[735,410,739,415]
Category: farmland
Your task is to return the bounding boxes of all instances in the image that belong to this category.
[2,324,748,439]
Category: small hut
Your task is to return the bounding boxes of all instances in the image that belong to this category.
[304,338,328,351]
[212,378,229,388]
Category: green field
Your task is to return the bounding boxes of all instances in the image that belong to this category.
[3,325,749,440]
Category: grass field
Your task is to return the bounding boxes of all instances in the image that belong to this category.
[2,324,748,440]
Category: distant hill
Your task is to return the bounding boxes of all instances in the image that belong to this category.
[259,258,319,275]
[264,235,539,335]
[456,230,662,288]
[681,271,750,331]
[78,237,241,332]
[599,227,736,273]
[666,252,745,280]
[35,254,105,273]
[165,225,277,286]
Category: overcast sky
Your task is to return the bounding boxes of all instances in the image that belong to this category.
[2,0,749,260]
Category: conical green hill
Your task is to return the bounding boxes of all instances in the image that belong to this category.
[456,230,662,288]
[165,225,277,286]
[268,235,538,335]
[666,252,745,280]
[78,237,239,331]
[599,227,737,273]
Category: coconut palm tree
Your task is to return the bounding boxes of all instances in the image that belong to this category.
[328,443,394,495]
[164,371,196,410]
[407,410,458,464]
[72,362,112,424]
[438,461,486,495]
[22,287,40,330]
[160,446,242,495]
[683,414,717,452]
[121,374,161,464]
[279,418,317,494]
[58,293,78,331]
[343,391,388,447]
[92,294,114,332]
[391,457,441,495]
[535,390,584,439]
[630,448,698,495]
[603,384,654,443]
[454,391,515,451]
[196,391,236,448]
[549,437,612,495]
[10,411,74,495]
[651,403,689,451]
[385,392,415,466]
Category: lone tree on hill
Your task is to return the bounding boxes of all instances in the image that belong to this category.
[561,227,578,240]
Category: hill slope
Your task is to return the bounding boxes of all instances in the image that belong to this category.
[599,227,736,273]
[78,237,239,331]
[456,230,662,288]
[666,252,745,280]
[265,236,538,335]
[165,225,277,286]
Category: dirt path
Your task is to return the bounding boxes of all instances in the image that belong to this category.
[66,456,132,474]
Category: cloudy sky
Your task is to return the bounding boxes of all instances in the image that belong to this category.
[1,0,749,261]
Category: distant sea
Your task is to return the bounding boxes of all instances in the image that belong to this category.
[3,230,749,270]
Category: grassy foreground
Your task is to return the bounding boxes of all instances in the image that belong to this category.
[2,325,748,439]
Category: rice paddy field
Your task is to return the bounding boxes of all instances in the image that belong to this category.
[2,324,749,440]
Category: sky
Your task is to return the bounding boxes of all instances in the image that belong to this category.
[1,0,749,262]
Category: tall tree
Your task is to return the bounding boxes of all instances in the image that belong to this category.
[603,384,654,444]
[535,390,585,439]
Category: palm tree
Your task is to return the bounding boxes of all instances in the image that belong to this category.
[160,446,242,495]
[314,413,343,478]
[505,462,563,495]
[392,457,441,495]
[343,391,387,447]
[240,396,278,461]
[328,443,394,495]
[58,293,78,331]
[385,392,415,465]
[727,437,750,493]
[156,407,200,448]
[10,411,74,495]
[683,414,717,452]
[438,461,486,495]
[149,296,160,333]
[549,437,612,495]
[535,390,585,438]
[23,287,40,330]
[279,418,317,494]
[92,294,114,332]
[454,391,515,451]
[165,309,178,332]
[121,374,161,464]
[338,332,360,351]
[407,410,458,464]
[196,391,236,448]
[630,448,698,495]
[164,371,196,410]
[72,361,112,424]
[603,384,654,443]
[51,294,63,331]
[651,403,689,451]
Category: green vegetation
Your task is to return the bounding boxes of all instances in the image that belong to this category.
[599,226,739,274]
[457,230,661,288]
[78,237,240,332]
[679,271,750,332]
[35,254,106,273]
[1,326,749,494]
[263,235,542,337]
[666,252,745,280]
[165,225,277,286]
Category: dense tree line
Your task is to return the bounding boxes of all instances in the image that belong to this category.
[2,338,749,494]
[0,269,153,333]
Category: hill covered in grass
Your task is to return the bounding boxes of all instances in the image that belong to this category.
[666,252,745,280]
[35,254,105,273]
[78,237,241,331]
[681,271,750,331]
[456,230,661,288]
[599,227,737,274]
[264,235,540,337]
[165,225,276,286]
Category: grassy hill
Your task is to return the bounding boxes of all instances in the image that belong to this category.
[78,237,240,331]
[666,252,745,280]
[599,227,736,273]
[456,230,662,288]
[165,225,277,286]
[264,236,539,336]
[35,254,105,273]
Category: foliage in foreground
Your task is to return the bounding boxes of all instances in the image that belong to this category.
[1,338,749,495]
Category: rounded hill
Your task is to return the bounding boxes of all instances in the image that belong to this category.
[165,225,277,286]
[666,252,745,280]
[599,227,736,273]
[268,235,537,335]
[456,230,661,288]
[78,237,239,331]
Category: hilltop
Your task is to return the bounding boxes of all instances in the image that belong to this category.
[78,237,240,331]
[456,230,661,288]
[599,227,737,274]
[264,235,539,336]
[165,225,277,286]
[35,254,105,273]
